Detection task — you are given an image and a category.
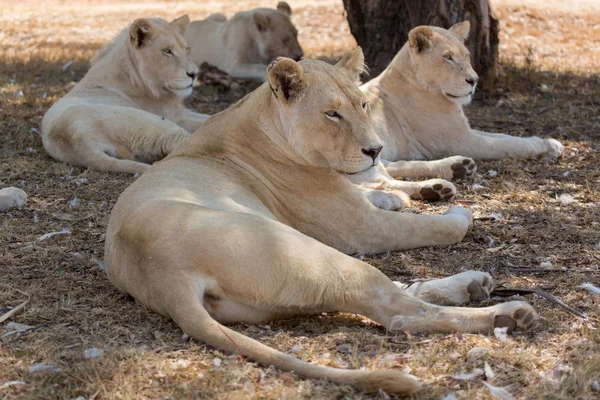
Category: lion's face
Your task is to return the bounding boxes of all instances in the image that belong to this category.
[252,2,304,64]
[129,16,199,99]
[408,21,479,105]
[267,49,383,175]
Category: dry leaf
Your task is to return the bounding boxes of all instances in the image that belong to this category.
[37,228,71,241]
[453,368,484,380]
[579,283,600,295]
[467,347,490,360]
[484,362,495,380]
[483,382,516,400]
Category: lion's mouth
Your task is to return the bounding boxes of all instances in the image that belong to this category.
[446,92,470,98]
[171,84,194,91]
[342,165,375,176]
[445,89,475,99]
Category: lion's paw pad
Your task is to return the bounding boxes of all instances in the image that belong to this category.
[493,301,537,333]
[450,157,477,180]
[418,180,456,202]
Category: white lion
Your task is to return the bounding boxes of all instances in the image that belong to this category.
[361,21,564,182]
[105,51,537,395]
[185,2,303,81]
[41,16,208,174]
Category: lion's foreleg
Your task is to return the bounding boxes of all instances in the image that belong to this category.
[451,129,563,160]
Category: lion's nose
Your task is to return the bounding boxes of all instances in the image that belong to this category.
[362,145,383,161]
[466,76,479,86]
[293,52,303,61]
[187,71,197,80]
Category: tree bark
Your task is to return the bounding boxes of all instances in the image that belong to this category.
[342,0,499,87]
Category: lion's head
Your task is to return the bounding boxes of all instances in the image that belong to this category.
[266,48,383,175]
[128,15,199,99]
[250,2,304,64]
[407,21,479,105]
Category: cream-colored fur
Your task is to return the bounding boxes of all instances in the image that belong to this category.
[360,21,564,183]
[105,51,537,395]
[0,187,27,211]
[41,16,209,174]
[185,2,303,81]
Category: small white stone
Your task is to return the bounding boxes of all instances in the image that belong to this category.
[83,348,104,359]
[558,193,575,205]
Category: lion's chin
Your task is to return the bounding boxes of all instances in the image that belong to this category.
[172,86,193,98]
[444,92,473,106]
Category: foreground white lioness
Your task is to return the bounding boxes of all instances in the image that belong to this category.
[41,16,208,174]
[185,2,303,81]
[105,51,537,395]
[361,21,563,182]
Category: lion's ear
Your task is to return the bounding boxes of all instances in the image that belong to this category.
[130,19,156,48]
[267,57,307,102]
[335,47,366,83]
[277,2,292,16]
[254,12,272,32]
[171,14,191,36]
[449,20,470,42]
[409,26,435,54]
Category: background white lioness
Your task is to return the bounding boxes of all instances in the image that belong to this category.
[105,51,537,395]
[361,21,564,182]
[41,16,208,174]
[185,2,303,81]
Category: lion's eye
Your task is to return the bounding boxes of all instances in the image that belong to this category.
[443,54,453,62]
[362,102,369,112]
[325,110,342,120]
[163,48,173,56]
[185,46,191,54]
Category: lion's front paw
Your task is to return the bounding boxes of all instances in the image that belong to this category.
[415,179,456,202]
[449,157,477,180]
[365,189,410,211]
[443,205,473,226]
[543,138,564,160]
[0,187,28,211]
[491,301,538,333]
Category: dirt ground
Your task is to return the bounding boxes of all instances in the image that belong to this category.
[1,0,599,399]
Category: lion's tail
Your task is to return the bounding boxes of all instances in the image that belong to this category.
[166,284,421,395]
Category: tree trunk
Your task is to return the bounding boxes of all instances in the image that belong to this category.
[342,0,499,87]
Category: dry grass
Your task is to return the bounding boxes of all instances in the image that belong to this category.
[1,1,599,399]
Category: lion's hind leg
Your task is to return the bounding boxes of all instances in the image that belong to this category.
[48,105,190,173]
[132,211,422,395]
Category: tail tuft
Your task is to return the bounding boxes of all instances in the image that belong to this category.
[355,370,421,395]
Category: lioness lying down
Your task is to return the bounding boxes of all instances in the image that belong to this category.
[360,21,563,183]
[105,51,537,395]
[185,2,303,81]
[42,16,208,174]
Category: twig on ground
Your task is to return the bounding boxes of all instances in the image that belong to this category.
[491,288,587,319]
